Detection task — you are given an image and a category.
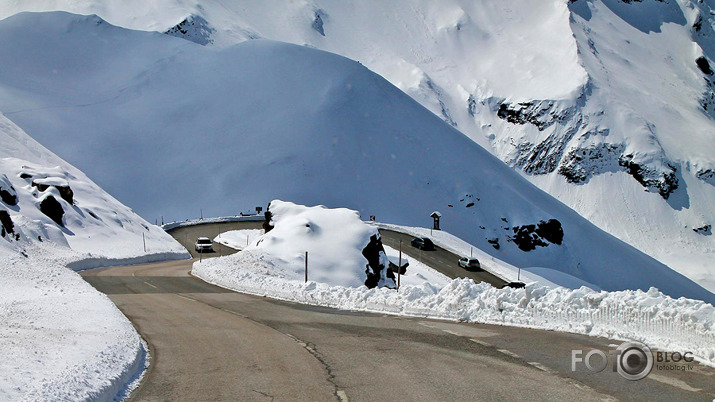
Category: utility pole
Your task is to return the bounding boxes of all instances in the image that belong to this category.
[200,208,203,220]
[142,232,146,252]
[305,251,308,283]
[398,240,402,291]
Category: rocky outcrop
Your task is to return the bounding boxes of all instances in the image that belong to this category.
[0,175,17,206]
[558,142,624,183]
[32,180,74,204]
[0,209,14,237]
[693,224,712,235]
[696,168,715,186]
[312,10,327,36]
[165,15,215,45]
[697,56,713,76]
[39,195,64,226]
[510,123,580,175]
[618,154,678,199]
[508,219,563,251]
[362,234,396,289]
[497,100,570,131]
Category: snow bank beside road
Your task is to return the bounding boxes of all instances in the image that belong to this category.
[0,112,187,400]
[194,260,715,367]
[194,207,714,367]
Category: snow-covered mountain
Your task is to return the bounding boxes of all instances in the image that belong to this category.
[2,0,710,293]
[0,11,710,303]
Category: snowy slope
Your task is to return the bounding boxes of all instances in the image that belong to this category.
[0,111,188,399]
[2,0,711,293]
[0,11,710,303]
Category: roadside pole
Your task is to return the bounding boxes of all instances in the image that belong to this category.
[398,240,402,291]
[142,232,146,253]
[305,251,308,283]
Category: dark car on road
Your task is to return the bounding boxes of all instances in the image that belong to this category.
[410,237,435,251]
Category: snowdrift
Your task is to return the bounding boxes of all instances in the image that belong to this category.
[0,11,711,303]
[0,112,188,400]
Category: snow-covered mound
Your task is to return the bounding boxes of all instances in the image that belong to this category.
[0,112,188,399]
[214,229,264,250]
[3,0,711,294]
[221,200,385,288]
[0,11,710,303]
[197,200,450,289]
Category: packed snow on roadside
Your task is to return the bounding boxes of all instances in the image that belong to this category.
[194,201,715,367]
[0,113,189,400]
[214,229,264,250]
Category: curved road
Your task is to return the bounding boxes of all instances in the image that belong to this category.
[81,222,715,401]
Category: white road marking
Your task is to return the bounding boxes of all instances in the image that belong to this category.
[528,361,555,374]
[144,281,157,289]
[175,294,196,302]
[470,338,492,347]
[648,374,702,392]
[497,349,521,359]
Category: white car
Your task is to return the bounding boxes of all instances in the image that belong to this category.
[458,256,480,270]
[195,237,213,253]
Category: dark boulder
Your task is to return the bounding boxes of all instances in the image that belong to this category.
[0,210,14,237]
[0,186,17,206]
[535,219,564,245]
[31,181,74,204]
[362,234,396,289]
[40,195,64,226]
[509,219,564,251]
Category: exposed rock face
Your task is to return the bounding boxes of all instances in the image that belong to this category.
[697,56,713,76]
[312,10,327,36]
[39,195,64,226]
[0,186,16,206]
[165,15,215,45]
[362,233,396,289]
[693,224,712,236]
[558,142,623,184]
[31,180,74,204]
[618,155,678,199]
[509,219,563,251]
[487,237,500,250]
[263,210,274,233]
[0,209,14,237]
[696,168,715,185]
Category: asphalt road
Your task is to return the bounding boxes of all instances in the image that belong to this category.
[169,220,264,259]
[378,229,507,288]
[79,221,715,401]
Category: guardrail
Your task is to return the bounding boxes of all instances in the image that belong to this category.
[162,215,265,231]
